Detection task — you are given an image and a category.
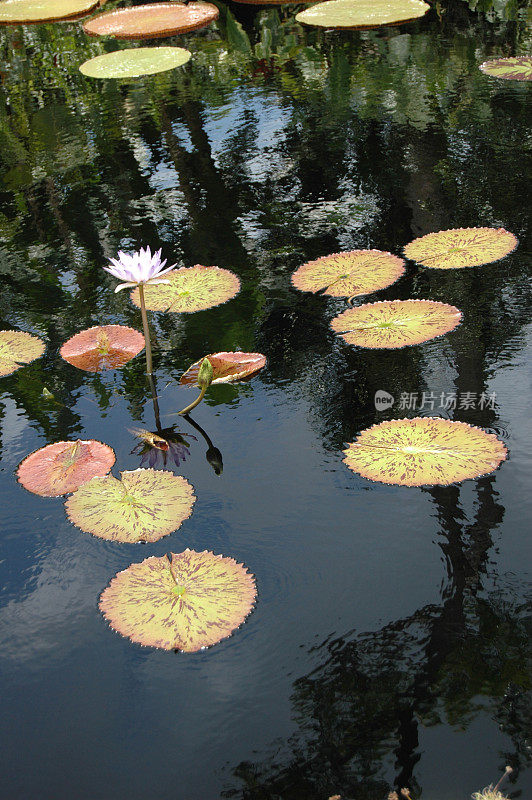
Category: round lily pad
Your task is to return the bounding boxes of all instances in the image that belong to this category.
[295,0,430,29]
[343,418,507,486]
[330,299,462,349]
[79,46,191,79]
[0,330,45,376]
[65,469,195,543]
[403,227,518,269]
[60,325,145,372]
[83,2,219,40]
[480,56,532,82]
[0,0,105,23]
[291,250,405,298]
[180,352,267,385]
[99,549,257,651]
[130,264,240,313]
[17,440,115,497]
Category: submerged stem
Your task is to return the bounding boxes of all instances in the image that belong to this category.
[138,283,153,375]
[178,385,208,416]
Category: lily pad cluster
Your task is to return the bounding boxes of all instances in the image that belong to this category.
[291,225,516,485]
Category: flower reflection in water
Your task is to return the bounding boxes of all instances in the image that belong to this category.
[130,427,196,470]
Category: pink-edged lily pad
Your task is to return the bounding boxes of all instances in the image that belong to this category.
[17,439,116,497]
[179,352,267,386]
[60,325,145,372]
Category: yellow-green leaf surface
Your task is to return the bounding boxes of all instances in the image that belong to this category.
[65,469,195,543]
[99,549,257,651]
[403,227,518,269]
[480,56,532,82]
[0,330,45,376]
[130,264,240,313]
[291,249,405,298]
[0,0,104,23]
[79,47,191,79]
[343,417,507,486]
[17,440,116,497]
[295,0,429,29]
[331,299,462,348]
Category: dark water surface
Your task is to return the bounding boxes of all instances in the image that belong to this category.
[0,2,531,798]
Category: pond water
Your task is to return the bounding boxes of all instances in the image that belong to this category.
[0,2,531,798]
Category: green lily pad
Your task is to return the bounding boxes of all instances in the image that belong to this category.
[0,330,45,376]
[79,46,191,79]
[0,0,105,23]
[295,0,430,29]
[65,468,196,543]
[130,264,240,313]
[479,56,532,82]
[99,549,257,651]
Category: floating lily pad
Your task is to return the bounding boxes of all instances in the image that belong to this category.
[331,299,462,349]
[480,56,532,82]
[0,0,105,23]
[180,352,267,385]
[79,46,191,79]
[130,264,240,313]
[60,325,145,372]
[0,330,45,376]
[17,440,115,497]
[343,418,507,486]
[291,250,405,298]
[65,469,195,543]
[99,549,257,651]
[403,227,518,269]
[83,2,219,40]
[295,0,430,29]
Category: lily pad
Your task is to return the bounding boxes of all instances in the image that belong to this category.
[83,2,219,39]
[17,440,115,497]
[180,352,267,385]
[403,227,518,269]
[60,325,145,372]
[65,469,195,543]
[331,299,462,349]
[295,0,430,29]
[130,264,240,313]
[480,56,532,82]
[99,549,257,651]
[0,0,105,23]
[79,46,191,79]
[291,249,405,298]
[343,417,507,486]
[0,330,45,376]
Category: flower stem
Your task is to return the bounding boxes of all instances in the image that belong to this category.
[178,385,208,416]
[138,283,153,375]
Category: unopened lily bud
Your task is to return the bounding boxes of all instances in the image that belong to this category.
[197,357,214,389]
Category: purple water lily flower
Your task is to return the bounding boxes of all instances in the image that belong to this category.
[130,427,196,471]
[104,246,176,293]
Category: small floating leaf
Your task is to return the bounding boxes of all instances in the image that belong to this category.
[480,56,532,82]
[403,227,518,269]
[0,0,105,23]
[0,330,45,376]
[60,325,145,372]
[180,352,267,385]
[295,0,430,29]
[65,469,195,543]
[343,418,507,486]
[331,299,462,349]
[17,440,115,497]
[79,46,191,79]
[130,265,240,313]
[291,250,405,298]
[83,2,219,39]
[99,549,257,651]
